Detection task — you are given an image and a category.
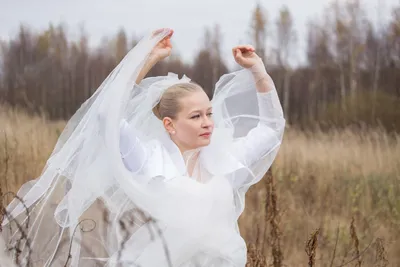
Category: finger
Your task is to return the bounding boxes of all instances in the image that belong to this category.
[233,45,255,53]
[152,28,165,36]
[232,45,247,51]
[162,37,170,44]
[232,47,239,57]
[233,47,246,58]
[235,48,243,61]
[153,28,174,39]
[232,46,244,52]
[161,28,173,38]
[163,28,173,39]
[232,47,238,57]
[241,46,255,53]
[244,45,255,51]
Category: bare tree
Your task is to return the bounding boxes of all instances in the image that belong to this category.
[306,18,336,122]
[114,28,128,63]
[330,0,367,107]
[275,5,296,124]
[192,26,228,98]
[1,4,400,131]
[250,2,268,62]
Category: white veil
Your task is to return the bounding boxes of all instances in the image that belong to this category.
[1,29,284,267]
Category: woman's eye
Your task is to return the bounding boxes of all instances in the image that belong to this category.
[191,115,200,119]
[207,113,213,117]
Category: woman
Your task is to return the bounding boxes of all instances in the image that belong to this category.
[2,28,285,267]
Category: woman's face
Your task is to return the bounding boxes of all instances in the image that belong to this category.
[169,90,214,152]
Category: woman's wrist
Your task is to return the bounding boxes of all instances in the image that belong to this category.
[147,54,160,65]
[135,55,158,84]
[248,61,274,93]
[249,61,268,84]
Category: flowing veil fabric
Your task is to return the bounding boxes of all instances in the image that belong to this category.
[1,29,285,267]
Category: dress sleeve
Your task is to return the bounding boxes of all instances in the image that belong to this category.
[119,119,148,173]
[230,76,285,179]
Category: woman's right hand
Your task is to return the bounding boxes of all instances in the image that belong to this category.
[232,45,262,69]
[150,28,174,61]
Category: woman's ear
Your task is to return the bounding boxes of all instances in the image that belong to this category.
[162,117,175,134]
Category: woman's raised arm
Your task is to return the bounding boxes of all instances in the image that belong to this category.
[229,45,285,187]
[134,28,174,84]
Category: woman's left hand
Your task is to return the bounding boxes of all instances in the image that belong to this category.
[150,28,174,61]
[232,45,262,69]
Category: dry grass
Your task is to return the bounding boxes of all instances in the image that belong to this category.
[0,105,65,197]
[1,105,400,266]
[241,125,400,266]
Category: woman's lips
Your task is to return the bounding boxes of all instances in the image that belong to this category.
[200,132,211,138]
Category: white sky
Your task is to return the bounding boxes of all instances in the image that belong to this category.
[0,0,397,68]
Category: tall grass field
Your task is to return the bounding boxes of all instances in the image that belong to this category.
[1,104,399,266]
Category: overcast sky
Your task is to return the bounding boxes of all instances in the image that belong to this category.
[0,0,397,67]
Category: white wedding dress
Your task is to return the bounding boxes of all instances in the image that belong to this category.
[1,30,285,267]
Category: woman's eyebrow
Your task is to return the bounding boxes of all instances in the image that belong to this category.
[189,107,213,113]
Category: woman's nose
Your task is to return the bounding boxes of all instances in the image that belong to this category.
[201,116,213,128]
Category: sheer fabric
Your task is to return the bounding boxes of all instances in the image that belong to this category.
[1,29,285,267]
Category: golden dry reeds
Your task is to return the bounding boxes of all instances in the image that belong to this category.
[1,105,399,266]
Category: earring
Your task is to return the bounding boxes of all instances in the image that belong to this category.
[171,131,176,134]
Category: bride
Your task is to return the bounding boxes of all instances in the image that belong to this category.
[2,28,285,266]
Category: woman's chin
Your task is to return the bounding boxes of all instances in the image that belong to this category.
[198,139,211,147]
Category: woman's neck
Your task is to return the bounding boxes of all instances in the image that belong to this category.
[184,151,199,177]
[170,138,201,177]
[172,139,199,158]
[177,144,200,177]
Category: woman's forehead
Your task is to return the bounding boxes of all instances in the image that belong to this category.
[180,91,212,111]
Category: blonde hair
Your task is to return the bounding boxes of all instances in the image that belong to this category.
[152,83,204,120]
